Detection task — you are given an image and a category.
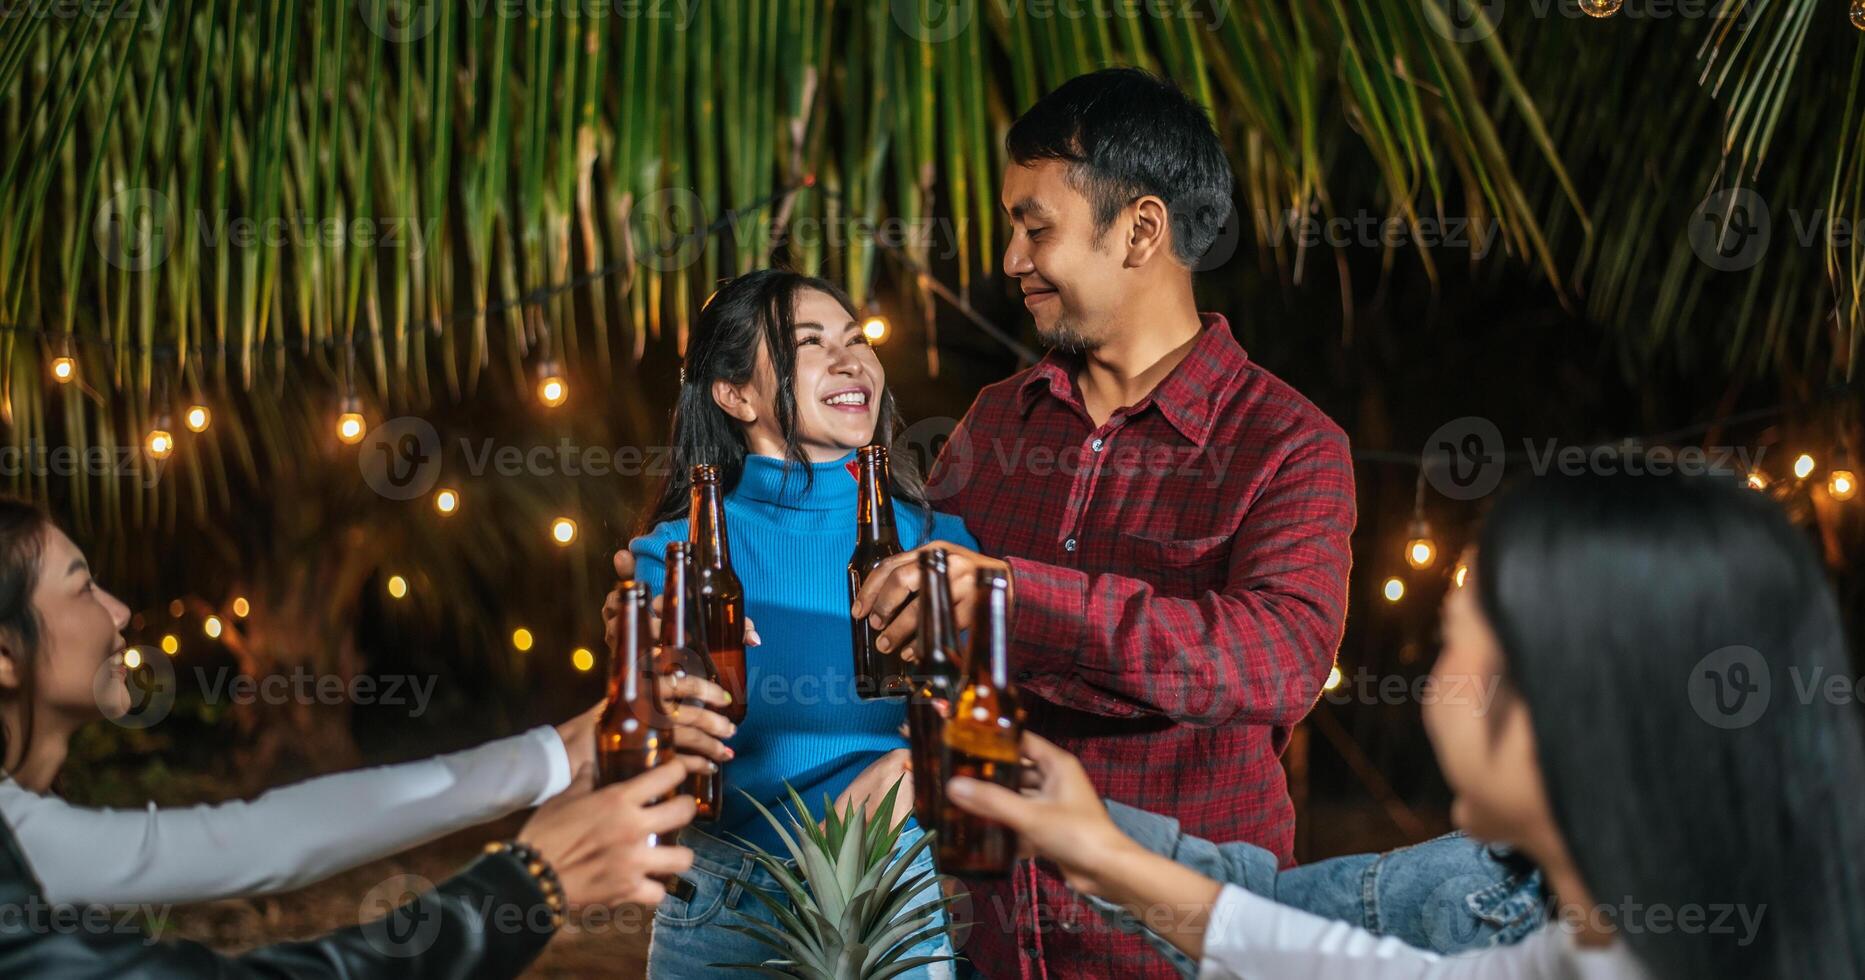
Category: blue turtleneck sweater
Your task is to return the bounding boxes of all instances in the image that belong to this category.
[630,451,976,852]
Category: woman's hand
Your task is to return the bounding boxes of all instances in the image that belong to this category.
[946,732,1226,961]
[658,672,738,765]
[605,550,762,648]
[944,732,1139,898]
[554,702,604,781]
[516,757,707,907]
[830,749,913,831]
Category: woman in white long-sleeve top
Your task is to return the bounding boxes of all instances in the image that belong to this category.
[0,496,734,907]
[948,471,1865,980]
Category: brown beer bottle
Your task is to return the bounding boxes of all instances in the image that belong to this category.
[596,582,676,836]
[689,464,747,725]
[936,567,1022,878]
[658,541,725,822]
[848,445,910,699]
[906,547,964,830]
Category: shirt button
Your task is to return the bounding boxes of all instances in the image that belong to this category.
[1063,537,1078,552]
[1091,437,1105,452]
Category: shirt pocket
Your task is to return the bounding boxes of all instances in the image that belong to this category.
[1116,530,1232,576]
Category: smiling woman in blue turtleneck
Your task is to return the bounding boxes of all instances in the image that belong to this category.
[618,269,974,980]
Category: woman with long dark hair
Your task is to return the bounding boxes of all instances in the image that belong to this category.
[616,268,975,978]
[0,497,727,908]
[951,470,1865,979]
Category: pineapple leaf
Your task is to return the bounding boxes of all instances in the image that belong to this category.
[730,870,828,959]
[868,915,959,969]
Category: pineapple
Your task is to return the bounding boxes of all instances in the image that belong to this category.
[715,781,960,979]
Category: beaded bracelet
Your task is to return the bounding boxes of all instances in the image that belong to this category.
[485,840,566,932]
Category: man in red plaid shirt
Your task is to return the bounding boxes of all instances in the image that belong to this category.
[851,68,1356,979]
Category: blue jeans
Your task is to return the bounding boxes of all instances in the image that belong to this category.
[1092,801,1546,976]
[647,822,956,979]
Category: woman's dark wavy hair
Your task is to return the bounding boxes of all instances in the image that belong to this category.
[0,497,49,774]
[641,268,930,532]
[1475,471,1865,978]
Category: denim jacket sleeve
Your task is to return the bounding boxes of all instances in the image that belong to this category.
[1091,800,1546,978]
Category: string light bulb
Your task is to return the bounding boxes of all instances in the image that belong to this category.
[1403,518,1437,570]
[387,575,409,599]
[535,362,569,408]
[336,397,366,445]
[1453,562,1470,589]
[1382,577,1406,603]
[512,628,534,652]
[551,517,578,546]
[1853,0,1864,31]
[51,355,77,384]
[1793,453,1816,481]
[203,615,223,639]
[146,417,175,460]
[434,488,460,516]
[1324,665,1343,692]
[185,405,211,432]
[1825,445,1856,501]
[1747,470,1769,491]
[572,647,596,672]
[232,596,250,618]
[123,648,144,670]
[1578,0,1623,15]
[861,312,890,344]
[160,634,179,656]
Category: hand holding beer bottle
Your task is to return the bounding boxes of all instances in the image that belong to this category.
[689,464,748,724]
[935,567,1022,878]
[658,542,727,823]
[849,445,912,699]
[906,548,964,829]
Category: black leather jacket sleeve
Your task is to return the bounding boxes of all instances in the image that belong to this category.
[0,817,556,979]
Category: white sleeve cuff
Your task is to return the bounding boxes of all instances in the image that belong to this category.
[526,725,574,807]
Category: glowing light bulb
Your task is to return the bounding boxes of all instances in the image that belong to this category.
[204,615,223,639]
[1453,562,1470,589]
[1853,0,1864,31]
[232,596,250,618]
[160,634,179,656]
[512,628,534,652]
[51,356,77,383]
[168,599,184,617]
[1747,470,1768,491]
[146,422,174,460]
[185,405,211,432]
[1793,453,1816,481]
[572,647,596,672]
[123,648,143,670]
[337,413,365,444]
[387,575,408,599]
[1324,665,1343,692]
[1404,518,1437,570]
[1830,469,1857,502]
[434,489,459,515]
[861,315,889,344]
[1578,0,1622,15]
[1382,577,1406,603]
[536,364,569,408]
[551,517,578,545]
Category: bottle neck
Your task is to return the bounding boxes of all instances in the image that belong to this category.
[613,597,644,703]
[690,482,732,568]
[967,580,1011,689]
[661,561,690,650]
[919,564,958,669]
[856,456,899,543]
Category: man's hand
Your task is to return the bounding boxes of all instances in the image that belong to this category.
[516,757,707,907]
[944,732,1137,899]
[605,548,762,650]
[848,542,1009,662]
[554,701,604,779]
[829,748,914,832]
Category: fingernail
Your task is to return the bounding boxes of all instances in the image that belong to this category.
[723,692,733,705]
[709,761,720,773]
[726,724,738,737]
[869,614,884,630]
[850,603,861,617]
[875,637,890,652]
[724,748,736,759]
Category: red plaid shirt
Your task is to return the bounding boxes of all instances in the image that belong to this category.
[929,314,1356,979]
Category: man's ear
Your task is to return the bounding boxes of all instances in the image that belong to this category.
[1124,195,1172,268]
[712,378,758,425]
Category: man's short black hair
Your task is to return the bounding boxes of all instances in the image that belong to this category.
[1006,67,1234,268]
